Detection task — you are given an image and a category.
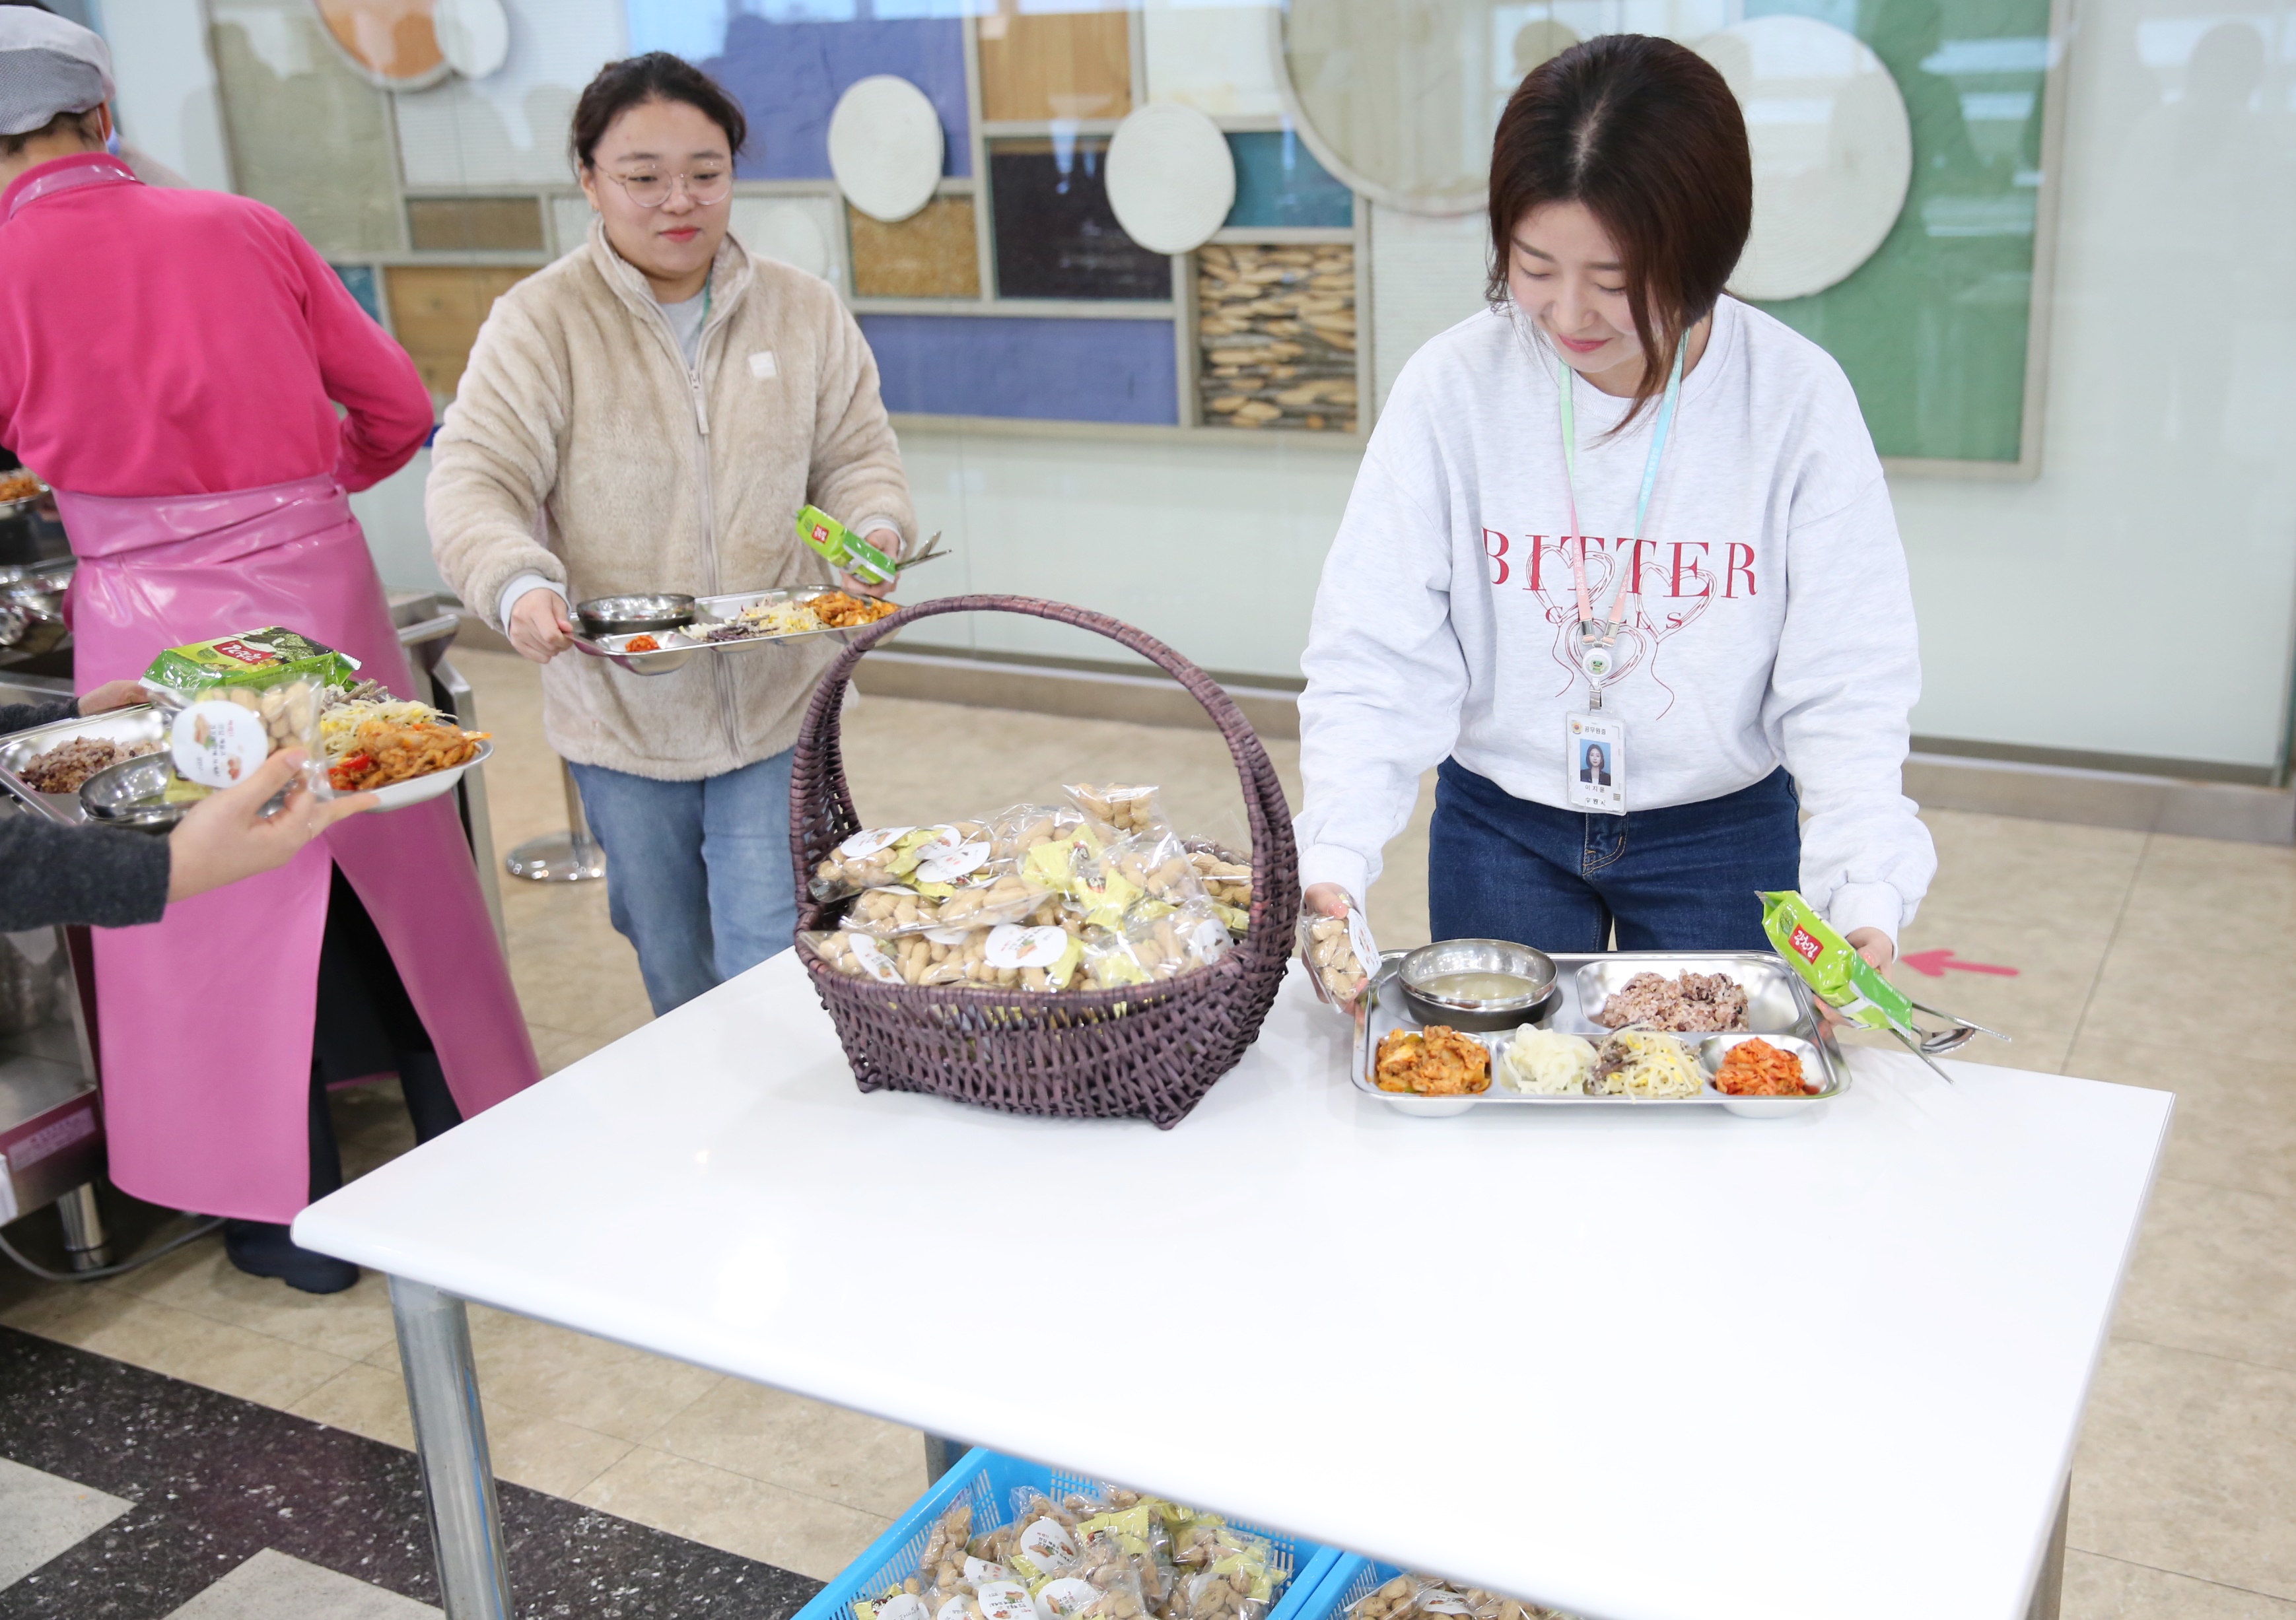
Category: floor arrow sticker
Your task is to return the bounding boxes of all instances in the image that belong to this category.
[1898,948,2020,979]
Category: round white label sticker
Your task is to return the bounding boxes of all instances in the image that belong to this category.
[847,933,904,984]
[1034,1578,1100,1620]
[913,837,991,885]
[985,924,1068,970]
[839,825,916,858]
[172,700,270,788]
[977,1582,1035,1620]
[878,1597,931,1620]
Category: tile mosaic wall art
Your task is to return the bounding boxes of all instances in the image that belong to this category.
[989,139,1169,300]
[977,8,1132,122]
[209,0,401,253]
[850,197,981,298]
[1196,244,1356,431]
[407,196,548,251]
[1223,130,1352,230]
[862,314,1177,424]
[385,265,535,409]
[1140,1,1282,117]
[394,0,623,187]
[683,15,971,181]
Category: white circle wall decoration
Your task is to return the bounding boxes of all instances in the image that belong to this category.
[433,0,510,79]
[1692,17,1912,300]
[734,199,835,282]
[827,75,946,224]
[1105,104,1237,254]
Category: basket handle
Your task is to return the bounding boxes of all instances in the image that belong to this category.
[789,595,1302,960]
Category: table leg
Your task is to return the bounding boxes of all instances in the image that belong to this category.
[390,1275,512,1620]
[2025,1477,2069,1620]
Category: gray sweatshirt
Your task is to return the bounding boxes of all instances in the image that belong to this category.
[1296,296,1934,942]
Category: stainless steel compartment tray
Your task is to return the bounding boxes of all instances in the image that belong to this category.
[1352,949,1847,1117]
[0,705,166,827]
[571,587,890,675]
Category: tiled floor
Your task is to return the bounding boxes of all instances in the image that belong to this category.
[0,1327,806,1617]
[3,646,2293,1617]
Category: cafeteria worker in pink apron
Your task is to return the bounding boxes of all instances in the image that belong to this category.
[0,13,539,1292]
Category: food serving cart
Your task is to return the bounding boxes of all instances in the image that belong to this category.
[0,591,504,1264]
[295,951,2170,1620]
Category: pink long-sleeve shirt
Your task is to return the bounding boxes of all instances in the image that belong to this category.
[0,153,431,497]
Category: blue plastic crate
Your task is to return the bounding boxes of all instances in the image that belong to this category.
[795,1448,1340,1620]
[1293,1557,1576,1620]
[1292,1557,1400,1620]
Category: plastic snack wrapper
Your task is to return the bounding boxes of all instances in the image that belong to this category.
[808,929,908,985]
[844,871,1061,939]
[1072,1504,1175,1613]
[988,803,1088,863]
[1348,1576,1424,1620]
[917,922,1086,992]
[813,823,987,902]
[798,502,897,586]
[1185,840,1258,913]
[1169,1547,1282,1620]
[1063,781,1171,840]
[1031,1553,1150,1620]
[1064,828,1210,932]
[1084,903,1232,989]
[1298,904,1378,1012]
[1004,1493,1085,1582]
[139,627,362,799]
[1759,889,1916,1035]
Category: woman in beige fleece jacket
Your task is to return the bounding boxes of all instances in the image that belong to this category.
[428,53,915,1015]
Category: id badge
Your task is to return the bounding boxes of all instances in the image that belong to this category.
[1566,711,1626,815]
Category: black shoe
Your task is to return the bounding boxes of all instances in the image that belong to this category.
[223,1219,360,1295]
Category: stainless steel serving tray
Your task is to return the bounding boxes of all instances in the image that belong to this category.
[0,704,166,827]
[571,587,893,676]
[1352,949,1848,1118]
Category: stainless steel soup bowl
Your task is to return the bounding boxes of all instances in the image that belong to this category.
[574,593,697,636]
[1399,937,1558,1032]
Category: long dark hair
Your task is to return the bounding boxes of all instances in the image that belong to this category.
[1486,36,1751,427]
[569,52,749,173]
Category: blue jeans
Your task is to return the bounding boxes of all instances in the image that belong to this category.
[1428,759,1800,953]
[571,751,798,1015]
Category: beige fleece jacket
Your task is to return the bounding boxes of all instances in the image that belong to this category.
[427,220,915,780]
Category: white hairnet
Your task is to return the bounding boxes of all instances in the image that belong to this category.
[0,10,114,139]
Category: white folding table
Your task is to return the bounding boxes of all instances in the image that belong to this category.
[295,954,2171,1620]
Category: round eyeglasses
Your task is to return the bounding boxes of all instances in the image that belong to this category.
[601,169,732,209]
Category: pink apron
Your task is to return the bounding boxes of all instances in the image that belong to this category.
[59,475,540,1223]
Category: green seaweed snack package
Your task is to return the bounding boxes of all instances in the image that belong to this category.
[1760,890,1916,1034]
[140,628,361,794]
[141,626,359,698]
[797,504,895,586]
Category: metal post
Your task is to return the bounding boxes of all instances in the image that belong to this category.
[2025,1478,2068,1620]
[389,1275,512,1620]
[428,658,505,948]
[922,1433,959,1485]
[55,1182,108,1271]
[503,759,607,883]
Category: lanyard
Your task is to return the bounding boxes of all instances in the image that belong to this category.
[1558,337,1686,640]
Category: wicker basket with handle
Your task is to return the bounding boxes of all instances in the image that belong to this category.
[790,595,1300,1128]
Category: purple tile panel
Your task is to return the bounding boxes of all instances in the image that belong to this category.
[700,15,970,181]
[860,314,1178,425]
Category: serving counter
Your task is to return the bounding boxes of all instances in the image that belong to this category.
[295,951,2171,1620]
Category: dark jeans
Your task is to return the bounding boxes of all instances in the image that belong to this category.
[1428,760,1800,953]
